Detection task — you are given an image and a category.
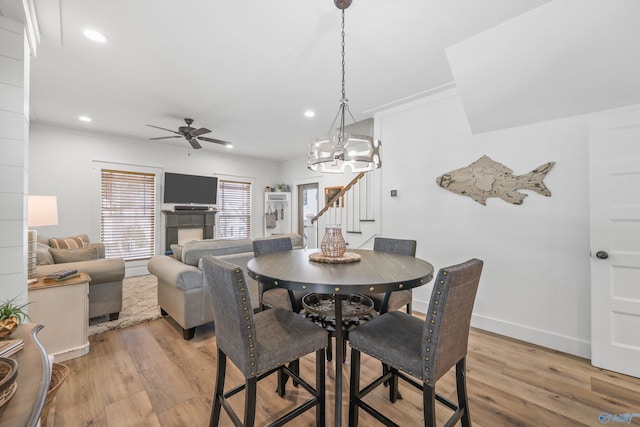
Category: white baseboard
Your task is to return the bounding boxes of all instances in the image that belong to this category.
[52,343,90,363]
[470,314,591,359]
[412,299,591,358]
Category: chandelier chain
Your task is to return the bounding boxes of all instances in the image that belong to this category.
[341,9,346,101]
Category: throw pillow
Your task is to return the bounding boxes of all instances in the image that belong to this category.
[49,235,89,249]
[170,244,183,262]
[36,242,54,265]
[49,247,99,264]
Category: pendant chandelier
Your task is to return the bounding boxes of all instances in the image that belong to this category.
[307,0,381,173]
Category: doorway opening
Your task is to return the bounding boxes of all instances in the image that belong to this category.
[298,183,319,248]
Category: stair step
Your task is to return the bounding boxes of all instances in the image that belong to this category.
[359,219,376,222]
[346,231,363,234]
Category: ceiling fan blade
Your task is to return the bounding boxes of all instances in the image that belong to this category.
[188,138,202,149]
[190,127,211,137]
[149,136,182,140]
[146,124,182,135]
[198,136,233,147]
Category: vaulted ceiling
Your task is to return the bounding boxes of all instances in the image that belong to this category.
[19,0,640,161]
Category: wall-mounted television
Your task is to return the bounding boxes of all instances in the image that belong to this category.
[163,172,218,205]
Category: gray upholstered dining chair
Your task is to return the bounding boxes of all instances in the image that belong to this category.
[253,237,305,312]
[369,237,417,314]
[202,256,327,427]
[348,258,483,426]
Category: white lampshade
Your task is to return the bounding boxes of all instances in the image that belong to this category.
[27,195,59,281]
[28,196,59,227]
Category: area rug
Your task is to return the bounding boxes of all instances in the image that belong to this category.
[88,274,162,336]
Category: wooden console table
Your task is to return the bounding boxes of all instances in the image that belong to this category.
[28,273,90,362]
[0,324,50,426]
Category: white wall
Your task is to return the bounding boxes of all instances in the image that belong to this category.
[376,89,593,357]
[0,16,29,304]
[281,88,598,357]
[29,124,281,258]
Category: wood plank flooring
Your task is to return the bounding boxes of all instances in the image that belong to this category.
[45,316,640,426]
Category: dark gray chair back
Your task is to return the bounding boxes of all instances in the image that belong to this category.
[203,256,257,377]
[371,237,417,313]
[373,237,417,257]
[253,237,302,312]
[253,237,292,257]
[423,258,483,384]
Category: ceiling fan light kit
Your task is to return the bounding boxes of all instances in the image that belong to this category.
[307,0,382,173]
[146,118,233,150]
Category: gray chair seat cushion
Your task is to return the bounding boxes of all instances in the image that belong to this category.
[262,288,293,311]
[349,310,424,379]
[254,308,327,375]
[368,290,412,312]
[262,288,306,312]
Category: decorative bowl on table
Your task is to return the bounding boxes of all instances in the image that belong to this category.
[0,317,18,339]
[0,357,18,409]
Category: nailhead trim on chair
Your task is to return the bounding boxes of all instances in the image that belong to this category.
[231,266,259,377]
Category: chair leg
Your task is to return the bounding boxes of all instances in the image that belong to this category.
[423,382,436,427]
[316,348,326,427]
[326,333,333,361]
[244,377,257,427]
[406,301,412,315]
[457,358,471,427]
[389,367,400,403]
[209,349,227,427]
[291,359,300,387]
[276,366,286,397]
[349,348,361,426]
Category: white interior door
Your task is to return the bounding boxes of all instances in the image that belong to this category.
[589,109,640,378]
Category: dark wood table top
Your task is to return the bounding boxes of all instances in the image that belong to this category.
[247,248,434,295]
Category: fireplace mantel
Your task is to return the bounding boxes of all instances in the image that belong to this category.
[162,210,216,251]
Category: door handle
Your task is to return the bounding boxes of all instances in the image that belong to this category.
[595,251,609,260]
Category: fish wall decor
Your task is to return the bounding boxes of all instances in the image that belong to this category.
[435,155,555,205]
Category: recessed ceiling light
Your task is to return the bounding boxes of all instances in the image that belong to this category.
[78,115,92,122]
[304,110,316,118]
[83,29,108,43]
[226,144,233,149]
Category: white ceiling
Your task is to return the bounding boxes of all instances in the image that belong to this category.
[447,0,640,134]
[24,0,559,160]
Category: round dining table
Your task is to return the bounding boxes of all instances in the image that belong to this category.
[247,248,434,426]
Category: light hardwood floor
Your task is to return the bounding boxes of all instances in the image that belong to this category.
[45,316,640,427]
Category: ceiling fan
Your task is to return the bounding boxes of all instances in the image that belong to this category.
[146,118,232,149]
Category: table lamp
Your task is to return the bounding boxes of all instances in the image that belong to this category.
[27,195,58,281]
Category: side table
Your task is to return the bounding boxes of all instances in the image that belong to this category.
[28,272,91,362]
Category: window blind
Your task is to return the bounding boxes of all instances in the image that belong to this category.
[218,179,252,239]
[100,169,156,260]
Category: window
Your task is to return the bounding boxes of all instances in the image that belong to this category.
[100,169,156,260]
[217,179,252,239]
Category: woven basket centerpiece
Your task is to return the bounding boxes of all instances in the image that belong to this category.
[321,225,346,257]
[310,225,361,263]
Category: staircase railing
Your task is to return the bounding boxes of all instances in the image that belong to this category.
[310,172,365,224]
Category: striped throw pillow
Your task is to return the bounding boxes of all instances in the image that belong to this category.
[49,235,89,249]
